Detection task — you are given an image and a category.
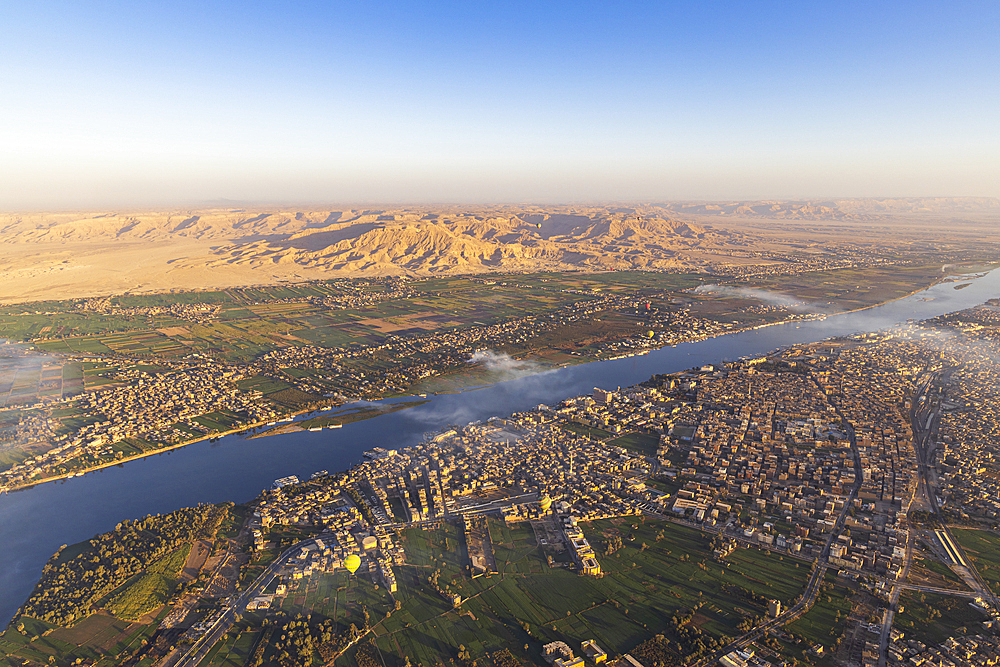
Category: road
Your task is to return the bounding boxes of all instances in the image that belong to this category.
[173,534,332,667]
[878,370,999,667]
[912,373,998,609]
[175,379,981,667]
[877,372,943,667]
[876,495,913,667]
[899,583,979,597]
[692,425,864,667]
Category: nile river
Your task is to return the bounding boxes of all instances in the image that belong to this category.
[2,269,999,625]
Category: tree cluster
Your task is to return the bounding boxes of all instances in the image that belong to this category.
[344,485,377,525]
[354,640,382,667]
[630,634,678,667]
[491,649,520,667]
[720,583,770,608]
[604,535,625,556]
[667,605,726,659]
[19,503,231,626]
[908,510,941,527]
[266,615,353,667]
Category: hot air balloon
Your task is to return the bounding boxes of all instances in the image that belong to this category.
[647,330,655,339]
[536,223,542,229]
[539,495,552,512]
[345,554,361,575]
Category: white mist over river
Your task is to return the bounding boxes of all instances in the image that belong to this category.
[1,268,999,625]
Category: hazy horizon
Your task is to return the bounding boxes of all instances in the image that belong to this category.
[3,1,998,208]
[5,196,999,216]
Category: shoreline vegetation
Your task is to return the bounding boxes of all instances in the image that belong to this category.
[10,306,1000,665]
[0,263,991,494]
[0,311,807,494]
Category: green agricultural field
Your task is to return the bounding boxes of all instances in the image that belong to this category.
[0,608,169,667]
[786,576,854,647]
[0,311,141,341]
[114,291,233,308]
[110,440,145,457]
[61,363,83,380]
[0,440,52,472]
[267,388,323,409]
[606,431,660,457]
[559,422,613,440]
[284,516,810,667]
[105,545,190,621]
[749,265,944,312]
[581,272,706,292]
[203,625,260,667]
[950,529,1000,594]
[236,375,294,395]
[51,403,99,434]
[45,613,135,661]
[644,477,683,496]
[895,591,985,645]
[191,410,244,433]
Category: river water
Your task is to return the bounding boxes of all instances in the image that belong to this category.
[2,269,999,625]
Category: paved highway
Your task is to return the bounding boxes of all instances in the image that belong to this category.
[173,534,332,667]
[914,375,998,608]
[692,427,864,667]
[878,373,942,667]
[878,371,999,667]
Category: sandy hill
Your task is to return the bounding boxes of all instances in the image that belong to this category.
[203,210,729,275]
[0,199,996,303]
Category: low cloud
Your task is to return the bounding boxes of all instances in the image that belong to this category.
[346,399,382,408]
[898,320,1000,366]
[691,284,826,314]
[0,341,62,408]
[402,361,577,429]
[468,349,543,378]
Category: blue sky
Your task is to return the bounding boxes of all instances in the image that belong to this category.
[1,1,997,207]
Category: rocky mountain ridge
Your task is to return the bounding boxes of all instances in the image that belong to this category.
[0,199,996,302]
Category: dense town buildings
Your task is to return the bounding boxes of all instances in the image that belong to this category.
[916,302,1000,524]
[6,284,1000,666]
[208,315,1000,666]
[0,280,811,491]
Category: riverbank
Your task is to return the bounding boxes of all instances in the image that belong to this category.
[249,399,429,439]
[0,314,908,493]
[3,424,257,493]
[2,265,999,627]
[0,263,983,494]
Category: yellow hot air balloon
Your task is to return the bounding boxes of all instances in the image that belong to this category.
[345,554,361,575]
[539,495,552,512]
[647,330,655,338]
